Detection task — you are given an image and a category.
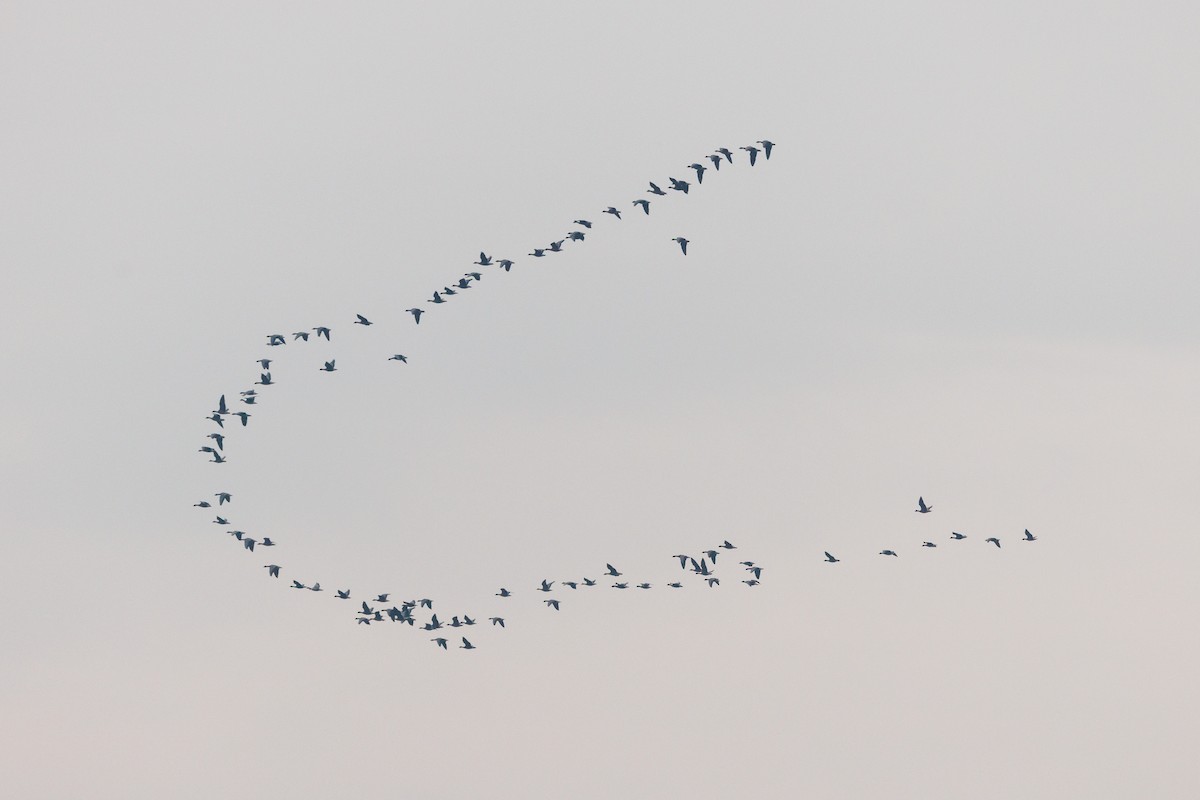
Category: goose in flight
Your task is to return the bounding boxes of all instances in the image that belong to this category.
[573,219,593,228]
[309,583,322,592]
[880,550,898,557]
[951,531,967,540]
[743,580,760,586]
[582,578,597,587]
[757,139,775,159]
[612,582,629,589]
[824,552,839,563]
[293,331,310,341]
[354,314,372,326]
[265,565,280,578]
[255,372,272,386]
[428,291,446,304]
[374,594,389,603]
[672,237,689,255]
[208,433,224,449]
[563,581,578,590]
[448,616,463,628]
[986,537,1001,548]
[689,163,706,183]
[915,497,932,513]
[240,395,257,405]
[636,583,651,590]
[690,558,712,576]
[423,614,443,631]
[207,413,224,428]
[432,637,448,649]
[193,500,211,508]
[460,637,476,650]
[537,580,554,592]
[291,580,306,589]
[320,360,336,372]
[497,259,514,272]
[215,395,229,416]
[740,145,760,165]
[746,566,763,579]
[922,542,937,548]
[716,147,734,163]
[210,451,226,463]
[673,554,690,569]
[708,153,722,170]
[405,308,424,324]
[703,549,720,563]
[720,541,736,549]
[566,231,585,241]
[455,278,472,289]
[463,616,476,626]
[495,588,512,597]
[267,334,286,346]
[633,199,650,215]
[1023,529,1037,541]
[441,286,457,297]
[545,599,560,610]
[474,252,493,266]
[647,182,667,196]
[229,530,244,540]
[260,538,275,547]
[242,538,256,552]
[668,177,690,193]
[360,602,375,615]
[388,354,407,362]
[465,272,482,281]
[602,207,622,219]
[740,561,756,568]
[667,582,683,588]
[529,248,546,257]
[490,617,505,627]
[258,359,272,369]
[604,563,622,577]
[546,240,563,253]
[314,326,331,340]
[706,577,720,587]
[213,516,229,525]
[233,412,250,426]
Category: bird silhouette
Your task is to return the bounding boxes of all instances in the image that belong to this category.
[689,163,706,183]
[672,237,689,255]
[529,248,546,257]
[715,147,733,163]
[432,638,448,649]
[915,497,932,513]
[388,354,407,362]
[740,145,760,165]
[951,532,967,540]
[824,552,839,563]
[922,542,937,548]
[538,580,554,592]
[986,537,1001,548]
[497,259,514,272]
[265,565,280,578]
[320,360,336,372]
[405,308,424,324]
[668,178,690,193]
[880,550,898,557]
[314,326,331,340]
[647,182,666,196]
[545,599,560,610]
[496,588,511,597]
[354,314,373,326]
[490,617,505,627]
[336,590,350,599]
[474,252,493,266]
[758,139,775,159]
[460,637,476,650]
[603,207,622,219]
[573,219,593,228]
[1023,529,1037,541]
[293,331,309,342]
[633,199,650,215]
[605,563,622,577]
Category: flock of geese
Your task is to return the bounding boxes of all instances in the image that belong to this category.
[193,139,1037,650]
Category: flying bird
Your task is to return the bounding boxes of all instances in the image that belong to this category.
[291,580,306,589]
[636,583,651,590]
[292,331,309,341]
[757,139,775,159]
[429,291,446,304]
[208,433,224,449]
[604,564,622,577]
[689,163,706,183]
[715,147,733,163]
[740,145,760,165]
[667,582,683,588]
[497,259,514,272]
[922,542,937,548]
[255,372,272,386]
[474,252,493,266]
[672,237,689,255]
[193,500,210,508]
[208,413,224,428]
[824,552,839,563]
[267,334,285,346]
[529,248,546,257]
[603,207,622,219]
[986,537,1001,548]
[460,637,476,650]
[265,565,280,578]
[633,199,650,215]
[261,538,275,547]
[668,178,690,193]
[215,395,229,415]
[1023,529,1037,541]
[915,497,932,513]
[647,182,666,196]
[545,599,560,610]
[708,153,722,170]
[746,566,762,579]
[432,638,448,649]
[612,582,628,589]
[537,580,554,592]
[548,240,564,252]
[706,577,720,587]
[880,550,898,557]
[405,308,424,324]
[490,617,505,627]
[233,412,250,426]
[314,326,331,340]
[720,541,736,549]
[951,532,967,540]
[496,588,512,597]
[354,314,372,326]
[320,360,336,372]
[573,219,593,228]
[213,516,229,525]
[566,231,585,241]
[388,354,407,362]
[743,579,760,587]
[258,359,272,369]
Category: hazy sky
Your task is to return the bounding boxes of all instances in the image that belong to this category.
[3,2,1199,798]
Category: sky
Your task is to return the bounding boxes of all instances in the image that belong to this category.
[2,1,1199,797]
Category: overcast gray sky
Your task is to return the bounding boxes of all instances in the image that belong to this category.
[3,1,1199,797]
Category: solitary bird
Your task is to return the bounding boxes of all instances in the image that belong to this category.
[545,599,560,610]
[314,326,331,340]
[880,550,898,557]
[603,207,622,219]
[758,139,775,159]
[647,182,666,196]
[496,588,511,597]
[824,552,839,563]
[672,237,689,255]
[573,219,593,228]
[389,354,407,363]
[354,314,373,326]
[689,163,706,183]
[633,199,650,215]
[986,537,1001,548]
[474,252,493,266]
[915,497,932,514]
[1023,529,1037,541]
[951,532,967,540]
[405,308,424,324]
[490,617,505,627]
[320,360,336,372]
[741,145,760,165]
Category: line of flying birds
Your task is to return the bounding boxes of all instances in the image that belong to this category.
[193,139,1039,650]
